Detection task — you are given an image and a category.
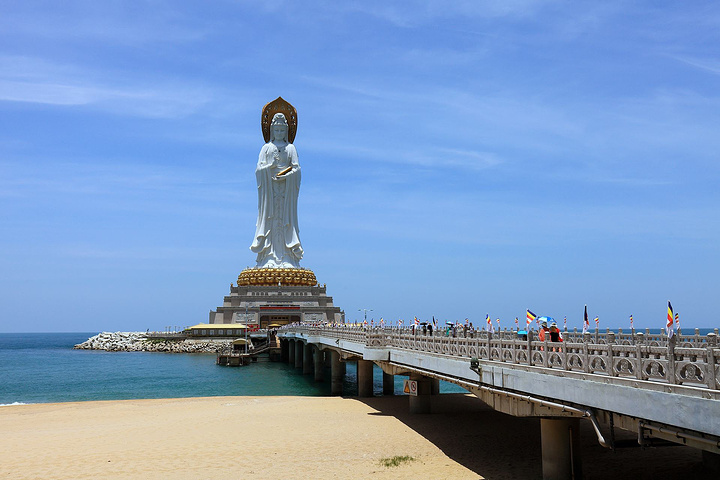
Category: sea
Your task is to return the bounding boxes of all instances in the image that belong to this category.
[0,333,466,405]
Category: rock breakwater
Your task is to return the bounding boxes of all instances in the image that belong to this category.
[74,332,231,353]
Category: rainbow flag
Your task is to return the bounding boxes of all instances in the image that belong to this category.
[666,301,674,338]
[526,310,536,326]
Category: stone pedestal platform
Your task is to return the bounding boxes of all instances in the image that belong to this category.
[208,269,344,329]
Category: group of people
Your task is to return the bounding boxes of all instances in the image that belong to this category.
[537,320,564,343]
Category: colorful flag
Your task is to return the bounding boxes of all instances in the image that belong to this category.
[526,310,536,326]
[514,317,519,329]
[563,316,567,330]
[496,318,500,327]
[414,316,419,326]
[675,312,680,330]
[629,314,633,329]
[594,316,599,328]
[666,301,674,338]
[432,316,437,328]
[583,305,589,334]
[380,318,384,327]
[486,314,494,333]
[399,319,403,326]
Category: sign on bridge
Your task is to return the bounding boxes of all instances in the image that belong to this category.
[403,379,418,396]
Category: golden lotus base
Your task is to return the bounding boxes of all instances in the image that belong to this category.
[238,268,317,287]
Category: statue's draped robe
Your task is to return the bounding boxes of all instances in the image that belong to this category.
[251,142,303,268]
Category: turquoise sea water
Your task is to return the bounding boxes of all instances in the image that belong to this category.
[0,333,465,405]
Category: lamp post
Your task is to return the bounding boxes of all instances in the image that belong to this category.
[359,308,373,325]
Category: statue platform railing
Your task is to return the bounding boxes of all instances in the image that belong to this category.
[282,325,720,390]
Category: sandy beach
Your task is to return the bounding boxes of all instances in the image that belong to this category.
[0,393,710,479]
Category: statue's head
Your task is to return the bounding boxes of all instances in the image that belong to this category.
[270,113,288,143]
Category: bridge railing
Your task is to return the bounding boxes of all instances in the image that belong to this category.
[282,325,719,390]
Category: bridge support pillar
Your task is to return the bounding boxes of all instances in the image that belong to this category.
[313,346,324,382]
[540,418,582,480]
[703,451,720,474]
[357,360,374,397]
[280,339,289,362]
[303,343,313,374]
[382,372,394,395]
[330,350,343,396]
[294,340,303,369]
[408,373,432,414]
[430,378,440,395]
[287,340,295,365]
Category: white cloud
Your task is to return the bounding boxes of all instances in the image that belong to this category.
[0,56,211,118]
[345,0,554,27]
[0,2,207,46]
[670,55,720,76]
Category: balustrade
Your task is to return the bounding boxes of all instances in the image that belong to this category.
[282,325,720,390]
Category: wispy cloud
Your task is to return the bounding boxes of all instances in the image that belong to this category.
[0,160,243,202]
[0,2,207,46]
[346,0,553,27]
[670,55,720,76]
[0,55,211,117]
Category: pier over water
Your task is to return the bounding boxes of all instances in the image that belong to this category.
[278,325,720,479]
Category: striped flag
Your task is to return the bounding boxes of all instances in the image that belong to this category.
[414,316,419,326]
[380,318,384,327]
[675,312,680,330]
[630,314,634,329]
[526,310,536,327]
[583,305,589,334]
[496,318,500,328]
[666,302,674,338]
[563,316,567,330]
[432,316,437,328]
[594,316,599,328]
[515,317,519,329]
[486,314,494,332]
[399,319,403,326]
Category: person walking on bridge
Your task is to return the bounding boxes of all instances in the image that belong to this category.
[549,322,563,343]
[538,321,550,341]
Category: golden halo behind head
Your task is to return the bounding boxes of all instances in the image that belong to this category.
[262,97,297,143]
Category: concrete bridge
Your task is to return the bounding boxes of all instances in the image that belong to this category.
[278,325,720,479]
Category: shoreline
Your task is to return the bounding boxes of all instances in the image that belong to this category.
[0,393,710,479]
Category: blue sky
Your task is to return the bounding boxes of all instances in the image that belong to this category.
[1,1,718,332]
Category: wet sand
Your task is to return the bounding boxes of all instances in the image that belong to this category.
[0,394,710,479]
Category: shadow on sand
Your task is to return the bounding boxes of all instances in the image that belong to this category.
[355,393,709,480]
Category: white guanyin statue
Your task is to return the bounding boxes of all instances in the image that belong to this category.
[250,111,303,268]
